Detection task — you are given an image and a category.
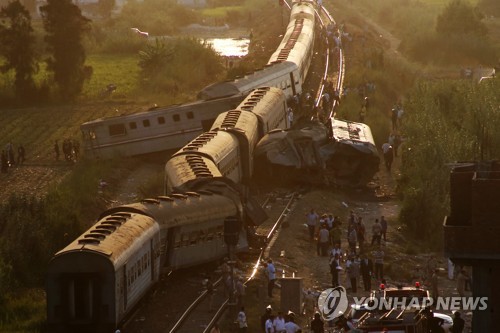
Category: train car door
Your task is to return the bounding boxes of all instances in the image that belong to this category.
[61,273,101,324]
[123,265,128,310]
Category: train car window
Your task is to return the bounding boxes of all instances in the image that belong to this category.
[143,119,151,127]
[187,111,194,119]
[173,114,180,122]
[158,116,165,124]
[199,231,206,242]
[174,233,182,248]
[89,131,96,139]
[189,232,196,245]
[206,228,215,241]
[108,123,126,136]
[129,122,137,130]
[216,225,224,237]
[182,233,189,247]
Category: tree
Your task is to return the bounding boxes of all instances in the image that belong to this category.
[0,0,37,100]
[436,0,487,37]
[40,0,91,100]
[138,38,174,77]
[98,0,115,19]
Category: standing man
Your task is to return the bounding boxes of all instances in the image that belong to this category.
[17,144,25,165]
[237,307,248,332]
[360,254,373,292]
[318,224,330,256]
[382,142,394,171]
[54,140,60,161]
[431,269,440,299]
[451,311,465,333]
[330,254,341,287]
[287,107,294,128]
[305,209,319,241]
[371,219,382,246]
[273,311,286,333]
[372,246,385,280]
[266,259,277,298]
[380,216,388,242]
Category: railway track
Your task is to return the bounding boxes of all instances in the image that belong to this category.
[165,4,347,330]
[164,191,297,333]
[121,3,345,333]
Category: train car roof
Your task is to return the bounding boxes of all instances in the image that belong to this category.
[174,130,239,162]
[166,154,223,184]
[107,192,241,228]
[80,94,243,127]
[53,213,159,261]
[237,87,285,119]
[331,118,376,146]
[198,62,298,101]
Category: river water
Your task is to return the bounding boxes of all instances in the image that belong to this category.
[204,38,250,57]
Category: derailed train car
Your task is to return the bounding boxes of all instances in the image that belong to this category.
[254,118,379,185]
[321,118,380,185]
[165,87,288,193]
[80,95,244,159]
[46,187,249,333]
[80,1,317,160]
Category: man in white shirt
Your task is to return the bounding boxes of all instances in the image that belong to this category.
[265,315,275,333]
[237,307,248,332]
[284,317,301,333]
[287,107,294,127]
[273,311,286,333]
[266,259,277,298]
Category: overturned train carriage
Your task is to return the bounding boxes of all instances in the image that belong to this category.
[80,95,244,159]
[46,189,249,333]
[320,118,379,184]
[254,119,380,185]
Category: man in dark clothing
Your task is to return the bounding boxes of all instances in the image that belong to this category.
[360,254,373,291]
[310,313,324,333]
[17,145,25,165]
[451,311,465,333]
[260,307,272,333]
[54,141,60,161]
[1,150,8,173]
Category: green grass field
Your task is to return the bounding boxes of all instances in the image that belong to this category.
[82,54,141,99]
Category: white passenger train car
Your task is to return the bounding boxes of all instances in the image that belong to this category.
[47,190,245,333]
[47,212,161,333]
[166,130,243,193]
[80,95,244,159]
[268,1,316,86]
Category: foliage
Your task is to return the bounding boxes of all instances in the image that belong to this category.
[400,31,497,65]
[435,0,487,36]
[40,0,92,100]
[348,0,497,66]
[479,0,500,15]
[0,0,38,100]
[138,38,174,77]
[138,37,224,93]
[98,0,115,19]
[398,78,500,247]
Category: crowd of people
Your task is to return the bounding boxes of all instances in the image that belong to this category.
[305,208,389,294]
[1,142,25,173]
